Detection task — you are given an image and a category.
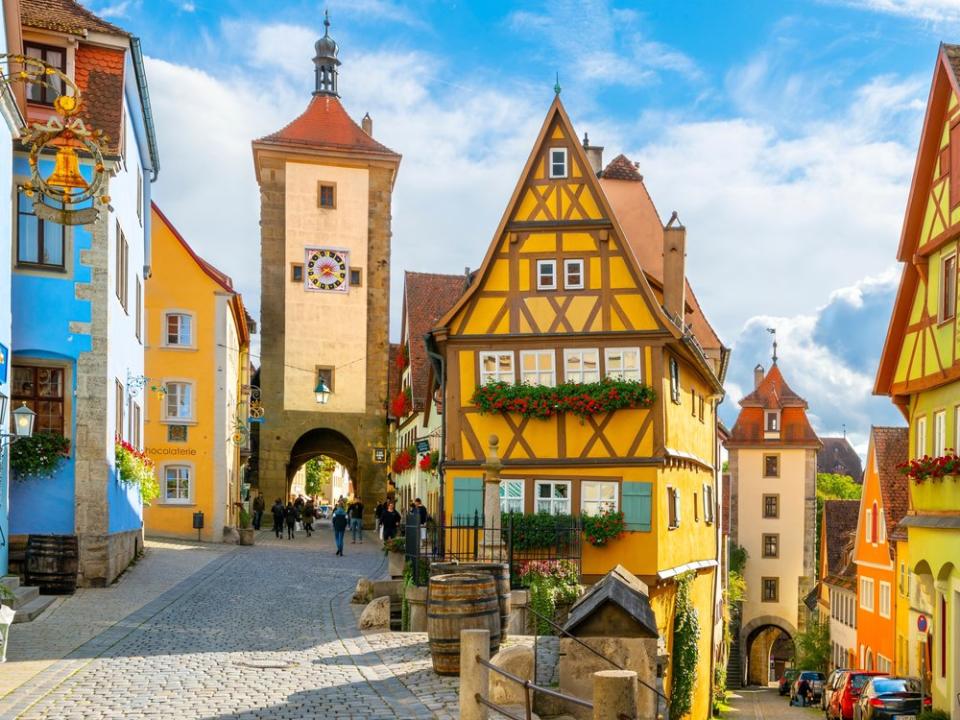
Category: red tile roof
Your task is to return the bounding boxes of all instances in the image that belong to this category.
[404,272,467,408]
[726,364,821,446]
[387,343,403,420]
[257,95,399,158]
[871,426,910,544]
[600,153,644,182]
[73,44,125,156]
[823,499,860,577]
[819,437,864,482]
[20,0,128,37]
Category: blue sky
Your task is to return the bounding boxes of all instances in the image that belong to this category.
[85,0,960,453]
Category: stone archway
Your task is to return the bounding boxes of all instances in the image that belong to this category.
[287,428,359,487]
[741,615,797,687]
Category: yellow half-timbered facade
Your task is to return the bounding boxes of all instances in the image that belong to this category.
[429,96,728,720]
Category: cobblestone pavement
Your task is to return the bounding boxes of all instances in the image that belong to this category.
[726,687,826,720]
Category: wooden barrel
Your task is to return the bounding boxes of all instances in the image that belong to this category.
[430,561,512,639]
[25,534,79,595]
[427,573,501,675]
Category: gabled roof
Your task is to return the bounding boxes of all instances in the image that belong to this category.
[403,272,466,409]
[823,499,860,577]
[600,153,643,182]
[818,437,864,482]
[256,95,399,159]
[726,363,821,447]
[871,426,910,542]
[738,363,808,409]
[563,564,658,638]
[152,203,235,293]
[21,0,128,37]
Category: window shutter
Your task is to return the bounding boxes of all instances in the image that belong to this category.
[673,489,681,528]
[452,478,484,523]
[702,483,709,522]
[622,481,652,532]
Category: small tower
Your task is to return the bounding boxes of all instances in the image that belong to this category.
[313,10,340,96]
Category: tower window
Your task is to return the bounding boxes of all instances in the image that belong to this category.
[291,264,304,283]
[318,183,336,209]
[763,454,780,477]
[549,148,568,179]
[350,268,362,286]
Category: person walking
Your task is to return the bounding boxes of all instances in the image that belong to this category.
[284,502,297,540]
[271,499,285,539]
[414,498,428,525]
[380,501,401,540]
[252,493,265,531]
[302,500,316,537]
[374,500,384,537]
[349,498,364,543]
[331,502,349,556]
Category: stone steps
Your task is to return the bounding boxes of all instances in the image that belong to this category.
[2,574,57,623]
[11,594,56,623]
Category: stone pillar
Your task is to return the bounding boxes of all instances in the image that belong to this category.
[481,435,504,558]
[406,585,428,632]
[460,629,490,720]
[591,670,638,720]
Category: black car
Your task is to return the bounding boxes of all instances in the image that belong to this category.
[853,677,930,720]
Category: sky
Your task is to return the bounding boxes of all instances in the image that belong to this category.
[82,0,960,456]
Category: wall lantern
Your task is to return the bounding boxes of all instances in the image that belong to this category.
[0,393,37,443]
[315,378,331,405]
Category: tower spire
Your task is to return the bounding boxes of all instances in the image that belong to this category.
[766,327,778,364]
[313,9,341,97]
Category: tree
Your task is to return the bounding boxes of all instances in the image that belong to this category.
[304,456,337,498]
[793,613,831,672]
[816,473,862,578]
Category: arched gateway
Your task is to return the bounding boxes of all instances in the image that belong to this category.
[251,19,400,510]
[741,616,796,687]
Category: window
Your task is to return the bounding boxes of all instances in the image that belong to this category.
[520,350,555,386]
[669,357,681,403]
[318,182,336,208]
[165,313,193,347]
[765,410,779,432]
[535,480,570,514]
[537,260,557,290]
[941,254,957,321]
[549,147,567,178]
[164,465,192,503]
[879,581,892,618]
[762,577,779,603]
[167,425,188,443]
[316,366,334,394]
[479,351,514,385]
[17,190,64,268]
[164,382,193,421]
[698,395,705,422]
[866,506,874,542]
[135,276,142,342]
[604,348,641,381]
[115,379,124,440]
[24,43,65,105]
[136,166,143,224]
[763,494,780,518]
[291,264,303,283]
[934,410,946,456]
[915,415,927,458]
[860,577,875,612]
[564,348,599,383]
[762,533,780,558]
[900,562,908,596]
[667,486,681,529]
[12,364,65,434]
[564,259,584,289]
[350,268,362,287]
[499,480,524,514]
[702,483,715,523]
[691,388,697,416]
[131,402,141,450]
[879,509,886,543]
[763,454,779,478]
[115,222,128,311]
[581,480,618,515]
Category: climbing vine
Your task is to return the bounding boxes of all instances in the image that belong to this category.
[670,572,700,720]
[401,562,414,632]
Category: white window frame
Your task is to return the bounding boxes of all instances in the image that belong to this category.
[581,480,618,516]
[162,464,192,504]
[934,409,946,457]
[164,381,194,422]
[537,259,557,290]
[479,351,515,386]
[164,311,195,348]
[865,507,873,543]
[564,258,584,290]
[499,479,524,515]
[765,410,780,432]
[879,509,886,543]
[916,415,927,458]
[534,480,571,514]
[860,576,875,612]
[604,347,642,382]
[548,147,568,178]
[519,350,556,387]
[564,348,600,384]
[669,357,681,403]
[879,581,892,619]
[940,252,957,322]
[667,486,681,529]
[702,482,715,523]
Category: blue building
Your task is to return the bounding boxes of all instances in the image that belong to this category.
[9,0,159,586]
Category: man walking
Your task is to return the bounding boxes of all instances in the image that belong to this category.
[271,499,284,539]
[331,502,349,556]
[349,498,364,543]
[380,501,401,540]
[252,493,265,531]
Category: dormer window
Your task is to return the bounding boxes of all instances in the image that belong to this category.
[549,148,567,179]
[765,411,779,432]
[24,43,65,106]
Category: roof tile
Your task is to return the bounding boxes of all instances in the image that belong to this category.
[727,364,820,446]
[404,272,466,407]
[20,0,129,37]
[600,153,643,182]
[871,426,910,542]
[818,437,864,482]
[823,499,860,577]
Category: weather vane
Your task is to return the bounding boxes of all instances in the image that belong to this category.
[554,72,561,95]
[766,327,778,364]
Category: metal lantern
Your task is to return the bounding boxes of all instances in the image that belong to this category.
[12,402,36,438]
[315,378,331,404]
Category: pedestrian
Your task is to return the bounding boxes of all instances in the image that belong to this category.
[374,500,384,536]
[380,501,401,540]
[271,499,284,539]
[331,502,349,556]
[414,498,428,526]
[795,676,810,707]
[284,502,297,540]
[349,497,364,543]
[252,493,265,530]
[302,500,316,537]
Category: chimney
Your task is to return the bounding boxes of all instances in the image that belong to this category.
[582,133,603,176]
[362,112,373,136]
[662,211,686,322]
[754,364,764,389]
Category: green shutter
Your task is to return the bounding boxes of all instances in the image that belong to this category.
[622,481,652,532]
[453,477,484,523]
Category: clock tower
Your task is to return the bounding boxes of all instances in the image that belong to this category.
[252,14,400,507]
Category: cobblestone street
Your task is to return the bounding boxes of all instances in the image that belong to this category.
[0,527,457,720]
[725,688,825,720]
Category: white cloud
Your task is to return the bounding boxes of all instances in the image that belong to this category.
[331,0,429,29]
[830,0,960,23]
[87,0,132,18]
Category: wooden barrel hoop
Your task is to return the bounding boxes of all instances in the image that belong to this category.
[427,572,501,676]
[25,534,79,595]
[430,561,512,639]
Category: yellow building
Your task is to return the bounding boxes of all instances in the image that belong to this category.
[429,96,728,720]
[875,43,960,719]
[143,205,252,541]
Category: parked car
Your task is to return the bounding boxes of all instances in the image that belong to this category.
[827,671,888,720]
[791,671,827,705]
[854,677,929,720]
[823,669,851,712]
[780,669,800,696]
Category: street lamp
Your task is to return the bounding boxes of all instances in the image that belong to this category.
[315,378,331,405]
[0,394,36,443]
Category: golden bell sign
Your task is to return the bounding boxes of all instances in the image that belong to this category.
[46,145,88,191]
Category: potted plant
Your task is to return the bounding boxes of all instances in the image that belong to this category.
[384,535,406,578]
[237,504,255,546]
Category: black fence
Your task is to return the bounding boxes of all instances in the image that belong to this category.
[404,511,582,589]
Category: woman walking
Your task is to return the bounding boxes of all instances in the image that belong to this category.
[271,499,285,539]
[331,502,349,556]
[380,501,401,541]
[284,502,297,540]
[302,500,316,537]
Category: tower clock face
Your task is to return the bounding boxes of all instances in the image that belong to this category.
[305,248,349,292]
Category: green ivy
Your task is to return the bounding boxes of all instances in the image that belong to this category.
[504,512,575,550]
[670,572,700,720]
[518,560,581,635]
[10,431,70,480]
[401,562,414,632]
[471,377,655,420]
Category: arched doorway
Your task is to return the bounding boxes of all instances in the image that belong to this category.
[741,616,797,687]
[286,428,359,500]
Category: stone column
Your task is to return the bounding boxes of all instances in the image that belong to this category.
[481,435,504,558]
[459,629,490,720]
[591,669,638,720]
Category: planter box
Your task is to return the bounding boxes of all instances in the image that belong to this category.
[911,474,960,512]
[238,528,255,546]
[388,551,405,578]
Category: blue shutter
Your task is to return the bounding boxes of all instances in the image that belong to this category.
[622,481,652,532]
[452,477,484,523]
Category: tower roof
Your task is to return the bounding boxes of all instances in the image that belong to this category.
[725,363,821,447]
[738,363,808,408]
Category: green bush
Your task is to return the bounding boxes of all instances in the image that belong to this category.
[518,560,581,635]
[10,431,70,480]
[504,512,575,550]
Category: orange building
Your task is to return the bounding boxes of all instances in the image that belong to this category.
[854,427,909,673]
